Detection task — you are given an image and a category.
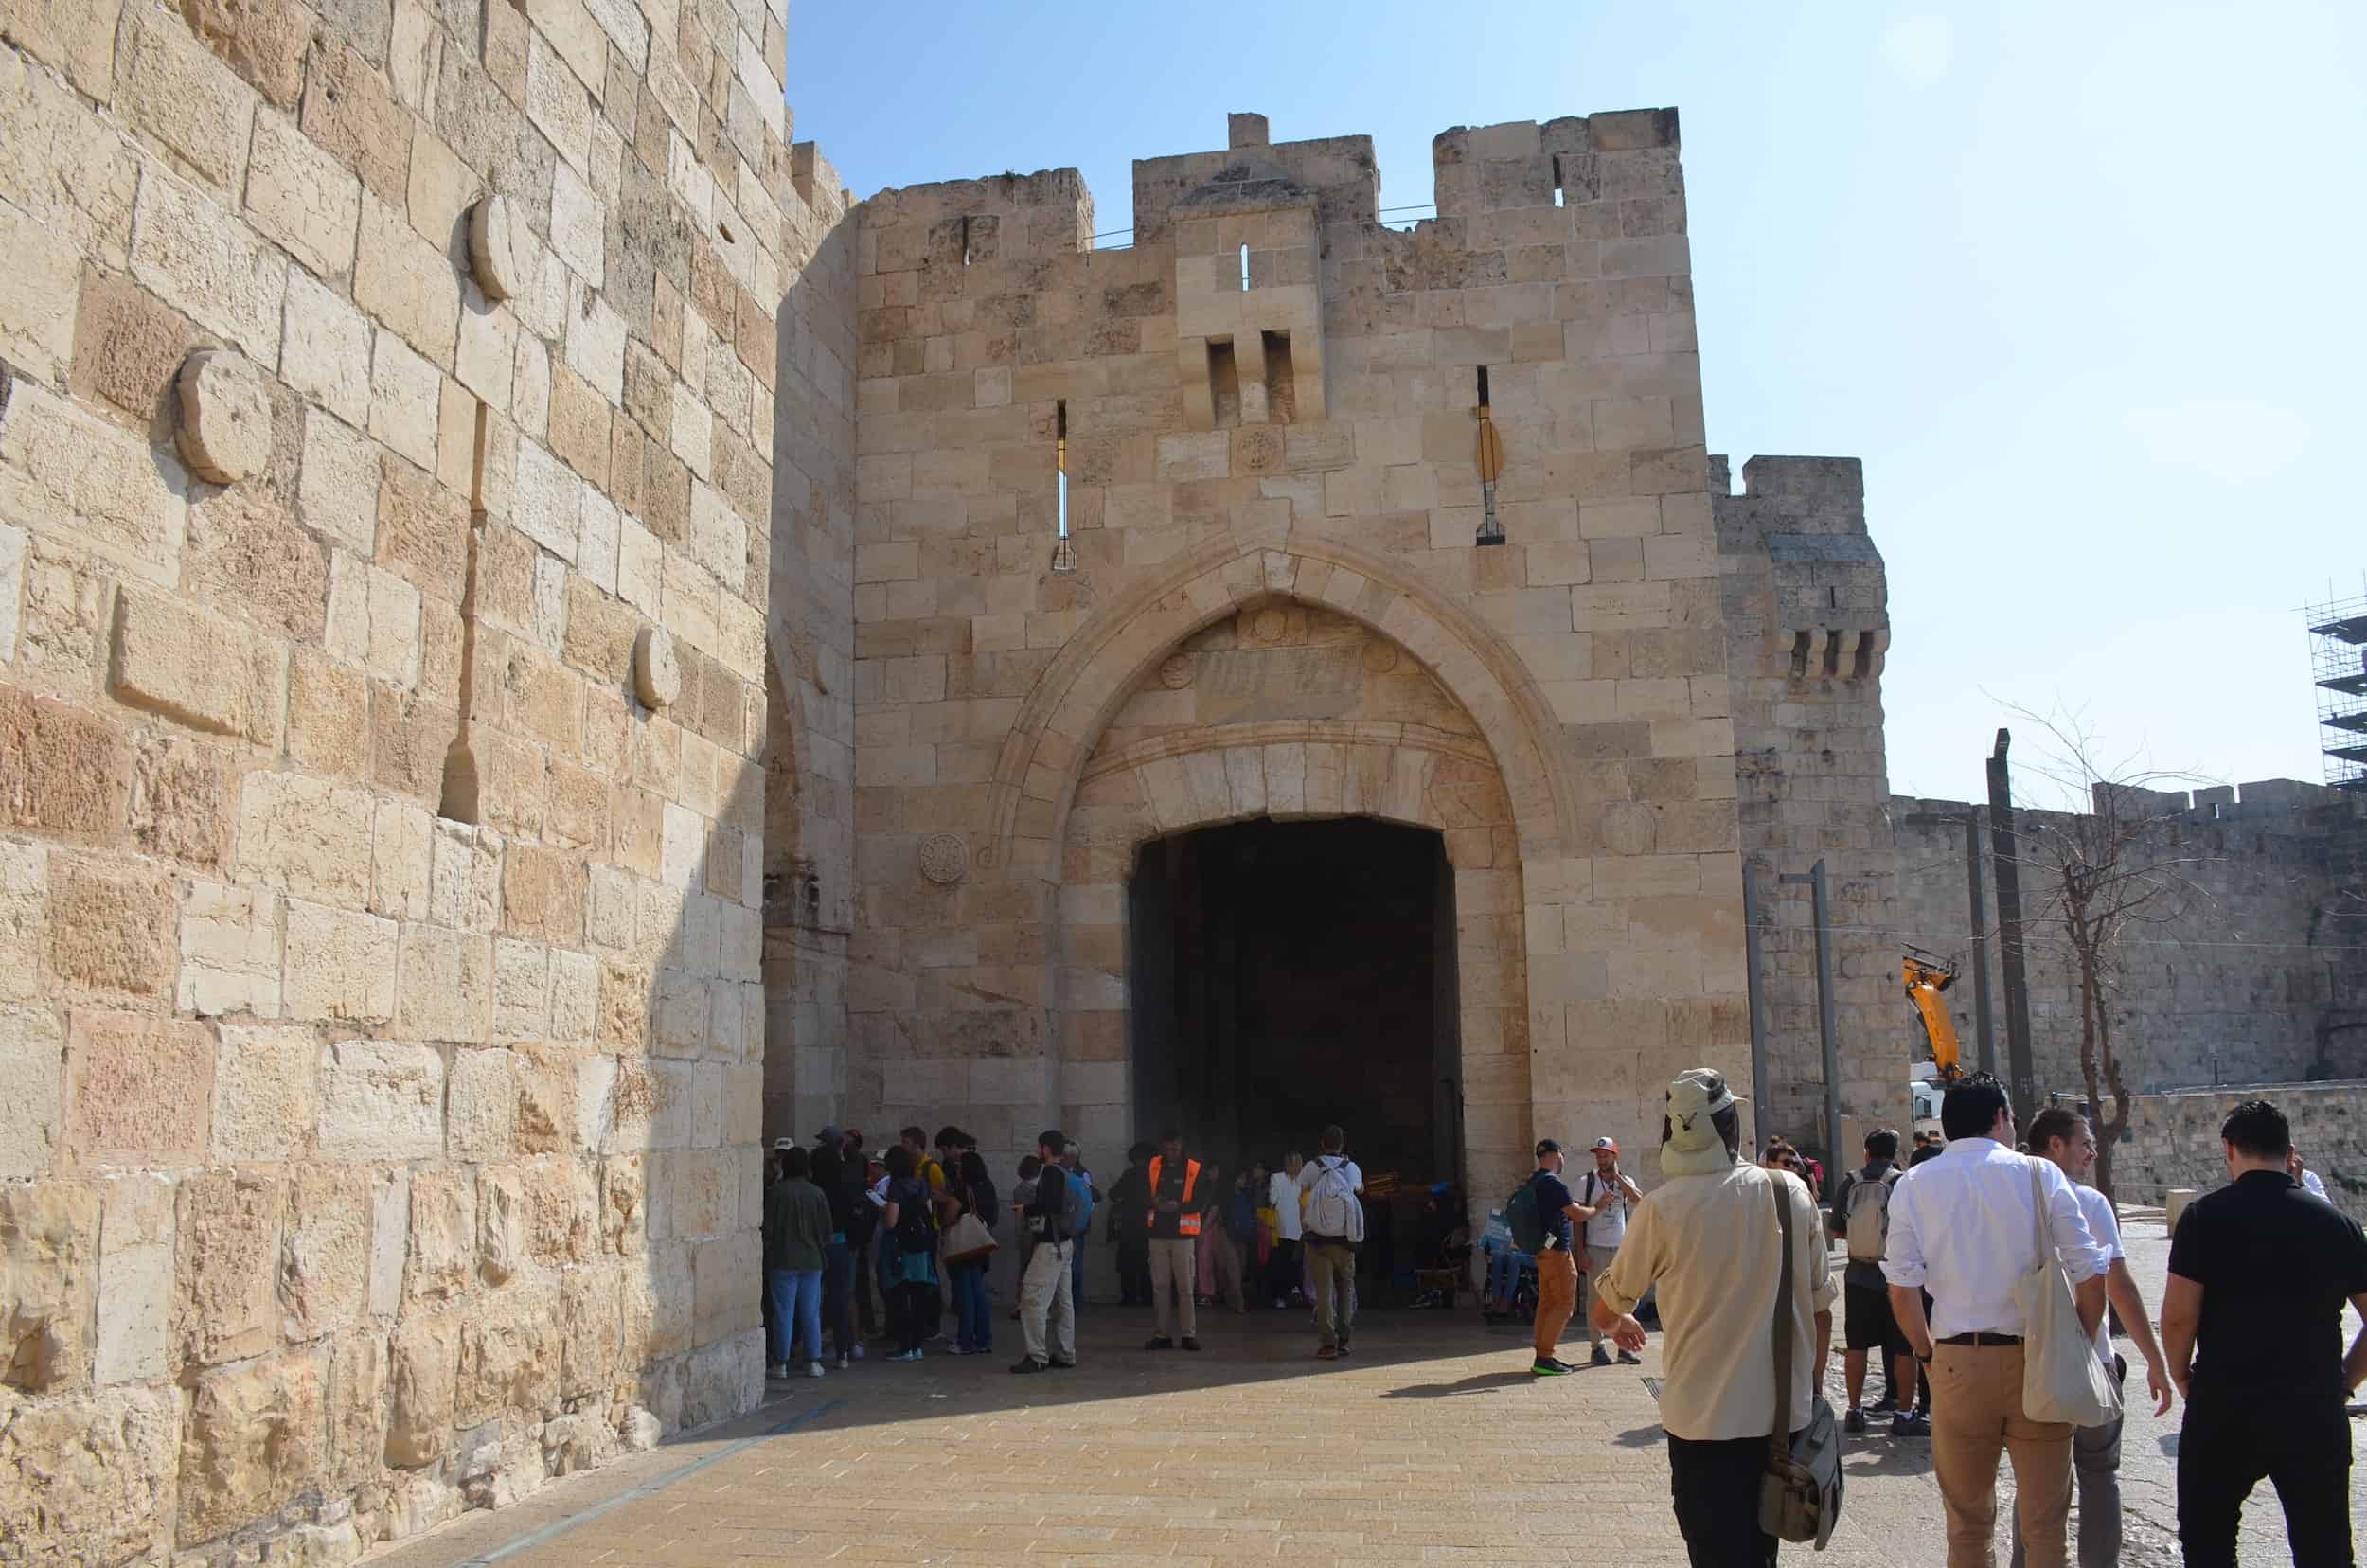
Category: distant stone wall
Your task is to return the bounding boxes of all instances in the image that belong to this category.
[0,0,830,1556]
[1895,786,2367,1101]
[2115,1081,2367,1224]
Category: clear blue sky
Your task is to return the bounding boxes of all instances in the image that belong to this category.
[787,2,2367,805]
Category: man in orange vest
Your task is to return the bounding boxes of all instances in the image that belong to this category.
[1145,1130,1203,1351]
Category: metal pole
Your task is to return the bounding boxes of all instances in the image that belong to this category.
[1742,860,1769,1150]
[1964,811,1996,1076]
[1780,860,1842,1165]
[1987,729,2038,1131]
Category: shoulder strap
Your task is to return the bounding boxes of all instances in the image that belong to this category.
[1768,1172,1795,1461]
[2027,1157,2047,1263]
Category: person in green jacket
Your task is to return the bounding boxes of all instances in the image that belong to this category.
[765,1146,833,1379]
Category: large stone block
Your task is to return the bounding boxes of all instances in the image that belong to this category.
[0,1004,62,1178]
[302,37,412,205]
[384,1309,458,1468]
[63,1012,215,1167]
[0,1384,176,1564]
[282,1166,371,1339]
[185,490,329,643]
[326,1327,385,1488]
[181,0,314,109]
[0,381,188,589]
[283,898,400,1023]
[173,1167,281,1366]
[284,274,376,433]
[128,165,286,364]
[0,191,80,381]
[0,1178,98,1389]
[177,879,282,1017]
[95,1171,174,1385]
[355,191,461,363]
[448,1045,515,1159]
[123,5,258,196]
[210,1024,317,1163]
[110,583,288,747]
[395,922,492,1042]
[47,854,178,1005]
[0,0,124,101]
[402,1167,473,1309]
[317,1039,444,1161]
[176,1347,328,1546]
[234,770,376,909]
[457,1281,560,1424]
[69,266,194,419]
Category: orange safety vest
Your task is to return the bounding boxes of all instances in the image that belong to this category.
[1147,1155,1203,1238]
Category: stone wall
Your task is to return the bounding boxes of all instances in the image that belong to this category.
[0,0,828,1552]
[842,109,1748,1203]
[1895,784,2367,1103]
[2114,1081,2367,1223]
[1715,454,1901,1153]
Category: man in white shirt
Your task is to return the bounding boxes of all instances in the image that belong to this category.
[1884,1077,2109,1568]
[1298,1126,1363,1358]
[1269,1151,1306,1308]
[1593,1069,1834,1565]
[2290,1148,2330,1201]
[1575,1135,1645,1367]
[2007,1107,2176,1568]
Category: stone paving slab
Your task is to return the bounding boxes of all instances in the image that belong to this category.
[370,1223,2362,1567]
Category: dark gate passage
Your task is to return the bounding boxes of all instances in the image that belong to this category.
[1128,817,1462,1215]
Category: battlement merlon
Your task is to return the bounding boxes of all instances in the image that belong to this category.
[859,169,1096,271]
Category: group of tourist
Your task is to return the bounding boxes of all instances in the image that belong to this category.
[1579,1069,2365,1568]
[758,1078,2363,1568]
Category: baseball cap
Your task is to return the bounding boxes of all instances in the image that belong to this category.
[814,1125,843,1147]
[1591,1136,1618,1154]
[771,1136,796,1152]
[1534,1137,1563,1156]
[1665,1069,1746,1152]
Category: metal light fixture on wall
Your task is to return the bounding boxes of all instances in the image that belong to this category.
[1474,365,1504,546]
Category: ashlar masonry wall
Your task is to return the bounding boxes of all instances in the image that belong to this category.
[841,110,1748,1203]
[0,0,830,1554]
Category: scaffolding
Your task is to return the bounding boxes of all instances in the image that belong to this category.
[2306,584,2367,792]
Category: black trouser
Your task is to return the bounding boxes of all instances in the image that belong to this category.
[1667,1433,1779,1567]
[2178,1397,2353,1567]
[1116,1232,1151,1305]
[1269,1238,1300,1300]
[888,1280,935,1355]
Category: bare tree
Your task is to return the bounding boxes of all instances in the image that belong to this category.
[2002,705,2223,1205]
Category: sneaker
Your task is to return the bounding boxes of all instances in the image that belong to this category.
[1589,1345,1613,1367]
[1009,1357,1049,1374]
[834,1353,849,1370]
[1335,1343,1350,1358]
[807,1361,825,1380]
[1893,1412,1931,1438]
[1532,1359,1572,1377]
[1050,1359,1077,1370]
[1616,1350,1642,1365]
[766,1361,789,1380]
[1549,1356,1583,1372]
[1272,1297,1288,1310]
[850,1344,865,1362]
[1144,1336,1174,1351]
[1868,1394,1898,1415]
[1181,1336,1201,1352]
[1314,1345,1338,1361]
[1844,1407,1867,1434]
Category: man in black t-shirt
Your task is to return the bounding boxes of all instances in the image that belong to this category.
[1526,1139,1607,1377]
[2162,1098,2367,1566]
[1011,1130,1077,1374]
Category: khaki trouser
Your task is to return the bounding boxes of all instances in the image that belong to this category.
[1148,1237,1198,1340]
[1018,1239,1074,1365]
[1929,1341,2073,1568]
[1533,1246,1578,1361]
[1576,1242,1618,1345]
[1307,1241,1355,1349]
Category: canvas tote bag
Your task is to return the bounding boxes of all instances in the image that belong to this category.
[1759,1173,1843,1547]
[2013,1159,2121,1427]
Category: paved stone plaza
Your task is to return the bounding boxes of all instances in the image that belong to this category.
[369,1221,2360,1568]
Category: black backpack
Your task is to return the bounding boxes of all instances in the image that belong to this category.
[893,1181,935,1251]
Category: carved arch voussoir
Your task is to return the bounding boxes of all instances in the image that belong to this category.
[983,530,1578,878]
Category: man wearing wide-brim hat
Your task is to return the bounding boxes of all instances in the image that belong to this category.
[1590,1069,1835,1565]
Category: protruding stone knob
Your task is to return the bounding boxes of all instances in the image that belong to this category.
[468,194,527,302]
[633,625,679,709]
[175,350,271,485]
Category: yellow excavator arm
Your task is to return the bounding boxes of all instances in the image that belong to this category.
[1903,948,1964,1084]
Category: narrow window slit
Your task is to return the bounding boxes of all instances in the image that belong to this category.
[1238,241,1250,291]
[1051,399,1075,572]
[1474,365,1504,546]
[438,398,492,823]
[1261,330,1295,424]
[1551,155,1565,207]
[1207,338,1240,428]
[961,215,971,267]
